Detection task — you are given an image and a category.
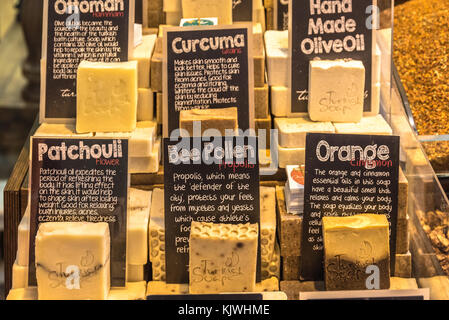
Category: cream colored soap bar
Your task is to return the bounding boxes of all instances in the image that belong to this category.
[129,188,152,209]
[12,260,28,289]
[263,242,280,280]
[76,60,138,133]
[278,144,306,168]
[35,222,111,300]
[95,121,157,157]
[270,86,289,117]
[147,281,189,295]
[34,123,93,137]
[265,30,288,87]
[127,264,145,282]
[179,107,238,137]
[333,114,392,135]
[189,222,258,294]
[17,206,30,267]
[108,282,147,300]
[129,137,161,174]
[260,186,276,278]
[132,34,157,88]
[323,214,390,290]
[308,59,365,123]
[149,188,166,281]
[137,88,154,121]
[128,197,152,265]
[182,0,232,24]
[274,116,335,148]
[7,287,38,300]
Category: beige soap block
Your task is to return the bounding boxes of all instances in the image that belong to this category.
[308,59,365,123]
[333,114,392,135]
[394,251,411,278]
[163,0,182,12]
[108,282,147,300]
[147,281,189,295]
[95,121,157,158]
[137,88,154,121]
[165,11,182,25]
[418,276,449,300]
[179,107,238,137]
[127,264,145,282]
[129,188,152,209]
[35,222,111,300]
[255,84,269,119]
[7,287,38,300]
[76,61,138,133]
[149,188,166,281]
[278,144,306,169]
[275,116,335,148]
[260,186,276,272]
[256,277,279,292]
[390,277,418,290]
[189,222,258,294]
[156,92,162,124]
[182,0,232,24]
[323,214,390,290]
[12,260,28,289]
[147,9,165,28]
[254,54,265,88]
[262,241,280,280]
[34,123,93,137]
[276,186,302,256]
[396,215,409,254]
[129,137,161,174]
[17,206,30,267]
[265,30,288,87]
[150,39,163,92]
[255,115,271,148]
[270,86,289,117]
[128,205,152,265]
[132,34,157,88]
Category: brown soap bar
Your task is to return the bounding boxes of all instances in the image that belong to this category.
[282,256,300,280]
[255,114,271,148]
[254,55,265,88]
[280,281,325,300]
[156,92,162,124]
[179,107,238,136]
[148,9,165,28]
[396,215,410,254]
[323,214,390,291]
[276,186,302,257]
[398,167,408,220]
[150,38,163,92]
[394,252,412,278]
[255,84,269,119]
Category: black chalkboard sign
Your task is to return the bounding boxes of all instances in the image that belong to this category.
[300,133,399,281]
[274,0,289,30]
[289,0,374,113]
[163,25,254,137]
[163,136,260,284]
[232,0,253,22]
[28,137,129,287]
[40,0,133,122]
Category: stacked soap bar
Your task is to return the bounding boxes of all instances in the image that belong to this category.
[179,107,238,136]
[189,221,259,293]
[143,0,164,28]
[164,0,182,25]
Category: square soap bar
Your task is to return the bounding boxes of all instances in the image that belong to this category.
[333,114,392,135]
[179,107,238,137]
[129,137,161,174]
[274,116,335,148]
[308,59,365,123]
[76,60,138,133]
[128,202,152,265]
[132,34,157,88]
[35,222,111,300]
[182,0,232,24]
[137,88,154,121]
[264,30,288,87]
[322,214,390,290]
[189,222,258,294]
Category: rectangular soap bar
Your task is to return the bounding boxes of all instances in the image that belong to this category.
[108,282,147,300]
[149,188,166,281]
[137,88,154,121]
[129,188,152,209]
[276,186,302,256]
[7,287,38,300]
[254,54,265,88]
[150,39,163,92]
[129,137,161,174]
[12,260,28,289]
[333,115,392,135]
[35,222,110,300]
[270,86,289,117]
[255,84,269,119]
[282,256,300,280]
[308,59,365,123]
[275,116,335,148]
[390,277,418,290]
[163,0,182,12]
[76,61,138,133]
[278,144,305,169]
[394,252,412,278]
[182,0,232,24]
[95,121,157,157]
[260,187,276,278]
[398,168,408,220]
[179,107,238,137]
[189,221,258,294]
[34,123,93,137]
[132,34,157,88]
[127,264,145,282]
[262,241,280,280]
[17,206,30,267]
[255,114,271,148]
[323,214,390,290]
[264,30,288,87]
[396,215,409,254]
[128,204,151,265]
[156,92,162,124]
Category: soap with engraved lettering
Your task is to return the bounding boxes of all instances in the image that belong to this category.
[35,222,111,300]
[322,214,390,290]
[308,59,365,123]
[189,221,258,294]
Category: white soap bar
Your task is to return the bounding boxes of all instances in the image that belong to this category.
[137,88,154,121]
[128,205,151,265]
[35,222,110,300]
[129,188,152,209]
[129,137,161,174]
[278,144,306,169]
[127,264,145,282]
[333,114,392,135]
[308,59,365,123]
[264,30,288,87]
[34,123,93,137]
[270,86,289,117]
[95,121,157,158]
[149,188,166,281]
[108,282,147,300]
[12,260,28,289]
[17,206,30,267]
[182,0,232,24]
[274,116,335,148]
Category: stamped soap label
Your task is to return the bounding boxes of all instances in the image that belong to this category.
[40,0,133,122]
[289,0,375,113]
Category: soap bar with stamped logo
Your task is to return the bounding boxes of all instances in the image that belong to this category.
[308,59,365,123]
[35,222,111,300]
[189,221,258,294]
[322,214,390,291]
